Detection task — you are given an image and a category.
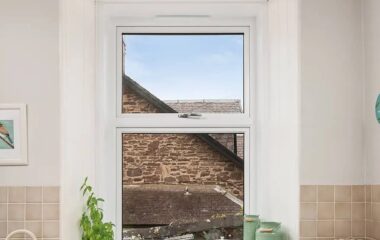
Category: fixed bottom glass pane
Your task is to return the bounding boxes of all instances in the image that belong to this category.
[122,133,245,240]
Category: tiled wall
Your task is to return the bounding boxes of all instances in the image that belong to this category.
[300,185,366,239]
[0,186,59,240]
[366,185,380,240]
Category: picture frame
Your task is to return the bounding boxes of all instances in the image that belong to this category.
[0,104,28,165]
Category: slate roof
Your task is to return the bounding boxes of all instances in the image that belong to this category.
[123,75,244,169]
[123,184,242,226]
[164,99,242,113]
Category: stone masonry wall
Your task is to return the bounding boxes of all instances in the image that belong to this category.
[236,134,244,159]
[209,133,235,154]
[122,86,244,199]
[122,87,160,113]
[209,133,244,159]
[123,133,244,198]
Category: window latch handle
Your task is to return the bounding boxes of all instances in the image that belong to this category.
[178,113,202,119]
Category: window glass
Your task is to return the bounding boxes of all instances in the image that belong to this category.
[122,34,244,114]
[122,133,244,239]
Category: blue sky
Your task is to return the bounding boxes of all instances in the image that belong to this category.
[123,34,244,103]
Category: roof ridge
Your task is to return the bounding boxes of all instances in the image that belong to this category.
[163,99,241,103]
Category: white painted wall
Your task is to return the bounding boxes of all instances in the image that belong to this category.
[0,0,60,186]
[60,0,96,238]
[300,0,365,185]
[256,0,299,239]
[363,0,380,184]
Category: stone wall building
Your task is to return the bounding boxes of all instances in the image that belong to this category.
[122,75,244,199]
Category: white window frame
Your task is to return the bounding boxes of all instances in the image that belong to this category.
[96,2,267,239]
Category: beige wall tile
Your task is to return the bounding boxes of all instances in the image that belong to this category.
[317,203,334,220]
[352,185,365,202]
[366,185,372,202]
[318,186,334,202]
[43,221,59,238]
[0,188,6,203]
[301,185,317,202]
[366,220,374,239]
[8,187,25,203]
[374,221,380,240]
[43,187,59,203]
[26,204,42,221]
[26,187,42,203]
[372,203,380,221]
[335,185,351,202]
[317,220,334,237]
[8,204,25,221]
[301,203,317,220]
[25,221,42,238]
[335,203,351,219]
[352,220,365,237]
[335,220,351,238]
[352,203,365,220]
[43,204,59,220]
[0,186,60,240]
[300,221,316,237]
[0,221,6,238]
[367,203,372,220]
[373,185,380,203]
[0,204,6,221]
[8,221,24,237]
[300,184,370,239]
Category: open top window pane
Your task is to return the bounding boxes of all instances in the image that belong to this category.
[122,34,244,114]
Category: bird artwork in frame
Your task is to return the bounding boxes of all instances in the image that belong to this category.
[0,104,28,165]
[376,94,380,124]
[0,120,15,149]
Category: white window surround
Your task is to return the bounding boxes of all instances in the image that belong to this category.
[99,6,261,238]
[60,0,300,240]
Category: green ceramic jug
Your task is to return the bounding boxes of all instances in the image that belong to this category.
[255,222,283,240]
[243,215,260,240]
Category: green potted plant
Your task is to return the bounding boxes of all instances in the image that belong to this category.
[80,177,114,240]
